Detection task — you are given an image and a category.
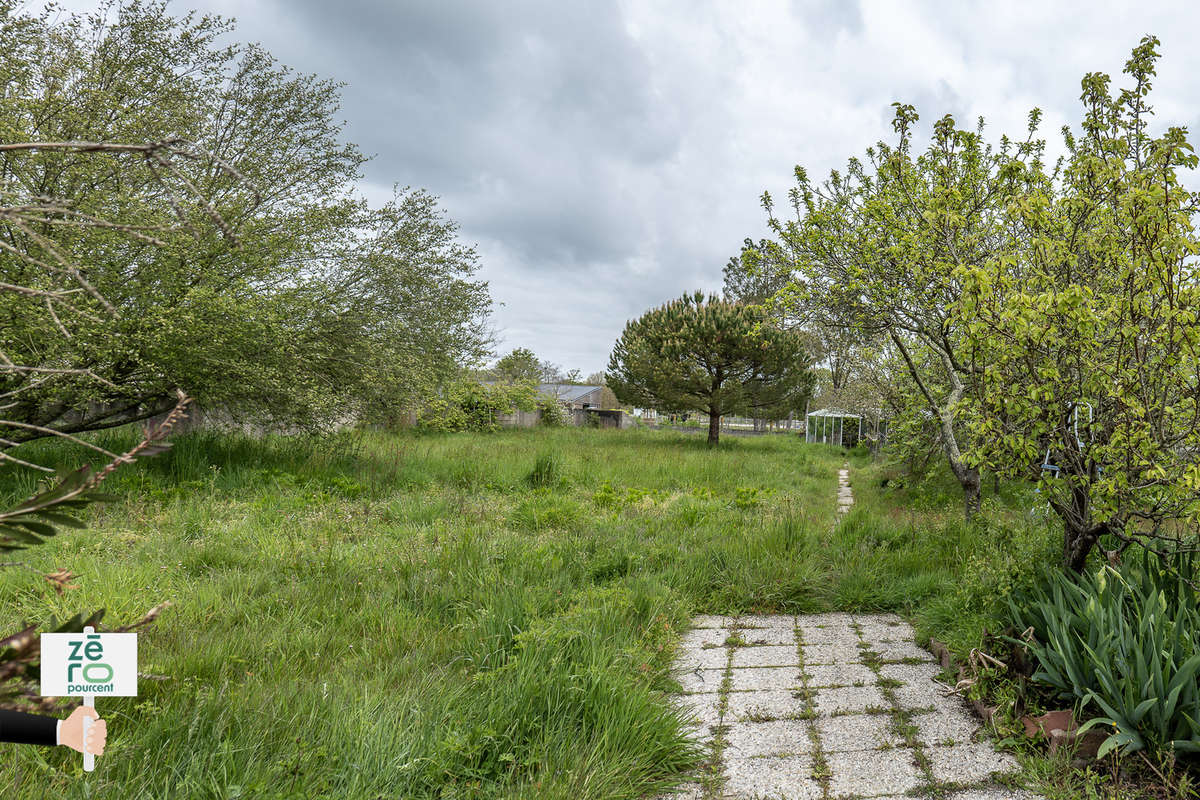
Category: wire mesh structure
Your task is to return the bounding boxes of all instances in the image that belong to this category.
[805,408,862,447]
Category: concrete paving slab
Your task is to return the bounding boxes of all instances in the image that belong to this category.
[728,666,803,692]
[741,627,796,646]
[677,646,731,671]
[738,614,796,629]
[797,624,860,645]
[792,633,859,652]
[942,789,1043,800]
[910,694,979,722]
[724,719,814,758]
[804,662,877,688]
[826,748,923,796]
[801,642,863,664]
[673,611,1037,800]
[690,615,734,628]
[672,667,726,694]
[731,645,799,668]
[724,755,822,800]
[926,742,1020,784]
[671,692,722,734]
[725,689,809,721]
[857,622,914,644]
[878,662,942,684]
[815,713,904,752]
[912,704,980,747]
[681,628,729,649]
[874,641,936,663]
[799,612,855,626]
[653,781,705,800]
[812,685,890,715]
[888,677,948,709]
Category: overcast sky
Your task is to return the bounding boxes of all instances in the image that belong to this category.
[54,1,1200,374]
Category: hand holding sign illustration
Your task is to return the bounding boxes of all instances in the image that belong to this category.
[0,705,104,758]
[61,706,107,755]
[39,625,136,771]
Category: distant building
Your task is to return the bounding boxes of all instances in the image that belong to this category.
[537,384,607,410]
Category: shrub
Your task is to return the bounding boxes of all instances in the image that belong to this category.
[419,381,536,432]
[537,399,566,427]
[1008,550,1200,757]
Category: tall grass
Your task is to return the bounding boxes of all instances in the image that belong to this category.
[0,427,847,799]
[2,425,1091,797]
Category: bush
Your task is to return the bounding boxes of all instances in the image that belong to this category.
[1008,550,1200,757]
[419,380,536,432]
[537,400,566,427]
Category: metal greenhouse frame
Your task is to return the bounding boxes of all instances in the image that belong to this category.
[805,408,862,447]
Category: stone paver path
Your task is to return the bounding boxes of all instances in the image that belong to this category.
[664,613,1041,800]
[837,465,853,514]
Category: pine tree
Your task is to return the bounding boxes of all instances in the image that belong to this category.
[607,292,814,444]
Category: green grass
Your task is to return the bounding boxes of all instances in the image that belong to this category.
[3,427,1179,798]
[0,427,850,799]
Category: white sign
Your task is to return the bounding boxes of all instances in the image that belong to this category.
[40,630,138,698]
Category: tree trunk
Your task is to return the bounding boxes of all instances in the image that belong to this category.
[707,412,721,445]
[1063,525,1100,573]
[959,466,982,522]
[1059,485,1102,572]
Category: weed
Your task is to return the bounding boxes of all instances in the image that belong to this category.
[526,452,564,488]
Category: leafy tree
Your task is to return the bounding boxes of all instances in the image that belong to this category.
[0,1,491,441]
[0,135,222,710]
[586,371,607,386]
[722,237,791,304]
[764,104,1033,518]
[724,237,871,430]
[959,37,1200,570]
[607,292,814,444]
[493,348,541,384]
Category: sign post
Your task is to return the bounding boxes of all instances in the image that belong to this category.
[82,680,94,772]
[40,626,137,771]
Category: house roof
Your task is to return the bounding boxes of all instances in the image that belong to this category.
[537,384,604,402]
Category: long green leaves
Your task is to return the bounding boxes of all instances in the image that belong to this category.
[1009,550,1200,756]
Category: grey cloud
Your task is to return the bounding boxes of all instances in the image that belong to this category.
[50,0,1200,373]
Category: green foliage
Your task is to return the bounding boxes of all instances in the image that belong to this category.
[957,36,1200,569]
[536,399,566,427]
[0,466,106,551]
[0,2,491,442]
[765,101,1027,517]
[1009,550,1200,757]
[607,292,814,444]
[509,492,580,531]
[492,348,542,385]
[418,380,536,433]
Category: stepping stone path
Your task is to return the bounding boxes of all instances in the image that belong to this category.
[837,465,853,514]
[663,614,1041,800]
